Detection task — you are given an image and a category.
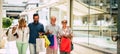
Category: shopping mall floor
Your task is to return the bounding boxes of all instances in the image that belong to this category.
[0,31,117,54]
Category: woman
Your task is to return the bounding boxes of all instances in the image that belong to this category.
[59,20,73,54]
[15,18,29,54]
[5,26,17,54]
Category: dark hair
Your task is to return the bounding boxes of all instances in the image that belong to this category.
[33,13,39,18]
[6,28,10,36]
[62,20,67,23]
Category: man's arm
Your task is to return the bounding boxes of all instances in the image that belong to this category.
[39,24,45,36]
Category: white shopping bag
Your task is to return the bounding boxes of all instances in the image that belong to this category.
[36,38,46,52]
[0,38,5,49]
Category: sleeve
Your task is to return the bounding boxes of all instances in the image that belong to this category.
[45,25,49,33]
[27,27,30,39]
[13,28,19,38]
[69,28,73,34]
[57,26,60,36]
[58,30,61,38]
[58,29,64,37]
[41,24,45,33]
[69,28,73,40]
[28,23,30,28]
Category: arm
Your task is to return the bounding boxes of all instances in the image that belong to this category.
[27,27,30,39]
[63,27,73,39]
[68,28,73,40]
[45,25,50,35]
[39,24,45,36]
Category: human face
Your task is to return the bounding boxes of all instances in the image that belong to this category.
[62,20,67,27]
[51,17,56,25]
[33,16,39,23]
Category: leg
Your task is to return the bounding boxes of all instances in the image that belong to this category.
[53,49,57,54]
[46,47,53,54]
[60,51,66,54]
[22,43,28,54]
[16,42,22,54]
[29,43,36,54]
[66,52,70,54]
[57,45,60,54]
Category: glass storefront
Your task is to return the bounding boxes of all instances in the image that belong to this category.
[49,0,117,53]
[72,0,117,53]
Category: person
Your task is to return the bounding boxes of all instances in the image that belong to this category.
[15,18,29,54]
[59,20,73,54]
[5,26,17,54]
[28,13,45,54]
[46,16,60,54]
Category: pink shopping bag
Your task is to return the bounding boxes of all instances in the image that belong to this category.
[50,35,58,50]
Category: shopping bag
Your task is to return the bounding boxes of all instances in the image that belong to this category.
[44,35,50,48]
[39,35,50,48]
[47,34,54,46]
[36,38,46,52]
[50,35,58,50]
[60,37,71,52]
[0,39,5,49]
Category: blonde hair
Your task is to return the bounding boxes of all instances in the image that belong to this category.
[18,18,26,29]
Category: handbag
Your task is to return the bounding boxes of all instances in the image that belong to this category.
[0,39,5,49]
[60,37,71,52]
[50,35,58,50]
[36,38,46,52]
[47,34,54,46]
[39,35,50,48]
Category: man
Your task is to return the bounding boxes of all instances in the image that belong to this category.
[46,16,60,54]
[28,13,45,54]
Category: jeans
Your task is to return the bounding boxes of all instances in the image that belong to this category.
[29,43,39,54]
[16,42,28,54]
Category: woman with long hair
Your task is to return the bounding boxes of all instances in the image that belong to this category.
[15,18,29,54]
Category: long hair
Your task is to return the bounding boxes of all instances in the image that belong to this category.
[18,18,26,29]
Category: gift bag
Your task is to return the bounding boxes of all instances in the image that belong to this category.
[43,35,50,48]
[50,35,58,50]
[47,34,54,46]
[36,38,46,52]
[0,39,5,49]
[60,37,71,52]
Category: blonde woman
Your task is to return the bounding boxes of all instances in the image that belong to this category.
[15,18,29,54]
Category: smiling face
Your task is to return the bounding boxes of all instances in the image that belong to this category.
[33,15,39,23]
[50,16,56,25]
[62,20,67,27]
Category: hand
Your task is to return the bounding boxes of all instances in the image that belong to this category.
[39,32,44,36]
[49,30,53,34]
[12,26,17,34]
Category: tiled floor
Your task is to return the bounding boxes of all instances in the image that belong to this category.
[0,32,117,54]
[0,40,75,54]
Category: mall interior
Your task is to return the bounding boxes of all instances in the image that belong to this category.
[0,0,119,54]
